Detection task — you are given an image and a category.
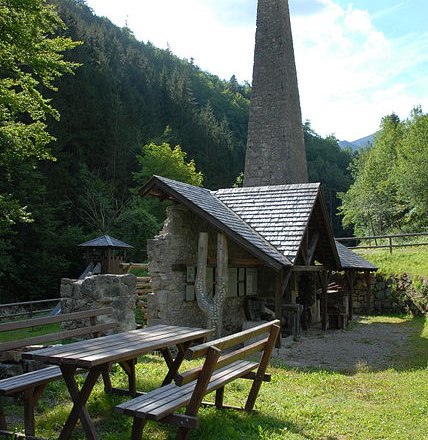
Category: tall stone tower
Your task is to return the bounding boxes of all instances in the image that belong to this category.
[244,0,308,186]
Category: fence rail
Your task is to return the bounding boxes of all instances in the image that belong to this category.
[336,232,428,254]
[0,298,61,321]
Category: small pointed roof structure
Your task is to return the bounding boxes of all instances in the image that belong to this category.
[78,235,133,249]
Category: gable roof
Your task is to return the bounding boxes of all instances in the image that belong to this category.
[78,235,133,249]
[140,176,374,272]
[335,241,377,271]
[215,183,328,264]
[140,176,291,270]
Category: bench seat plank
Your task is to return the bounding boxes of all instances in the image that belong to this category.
[115,360,258,421]
[0,367,62,395]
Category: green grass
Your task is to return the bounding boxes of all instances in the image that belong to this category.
[3,316,427,440]
[356,245,428,277]
[129,268,149,277]
[0,323,61,343]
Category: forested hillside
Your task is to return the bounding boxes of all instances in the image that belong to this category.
[0,0,353,301]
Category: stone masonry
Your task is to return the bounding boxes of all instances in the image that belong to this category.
[244,0,308,186]
[147,205,247,335]
[60,274,136,332]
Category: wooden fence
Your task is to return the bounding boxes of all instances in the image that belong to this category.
[336,232,428,254]
[0,298,61,322]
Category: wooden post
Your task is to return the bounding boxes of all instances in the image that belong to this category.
[275,270,284,323]
[215,233,228,338]
[195,232,212,329]
[345,271,354,321]
[319,271,328,331]
[195,232,228,337]
[274,269,292,347]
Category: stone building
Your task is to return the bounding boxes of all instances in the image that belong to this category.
[244,0,308,186]
[142,176,376,335]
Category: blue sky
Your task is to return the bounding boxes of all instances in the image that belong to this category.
[84,0,428,141]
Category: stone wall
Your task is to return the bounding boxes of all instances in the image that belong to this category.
[147,204,250,335]
[60,273,137,332]
[335,272,428,316]
[372,273,428,315]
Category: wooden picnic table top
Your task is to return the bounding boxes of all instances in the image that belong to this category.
[22,324,212,369]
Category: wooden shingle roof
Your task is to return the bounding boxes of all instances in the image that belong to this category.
[141,176,375,272]
[335,241,377,271]
[140,176,292,270]
[216,183,320,264]
[78,235,133,249]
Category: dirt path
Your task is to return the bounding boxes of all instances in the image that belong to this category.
[274,317,415,373]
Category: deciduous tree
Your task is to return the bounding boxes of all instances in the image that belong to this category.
[0,0,79,228]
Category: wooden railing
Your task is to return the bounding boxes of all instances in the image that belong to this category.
[0,298,61,322]
[336,232,428,254]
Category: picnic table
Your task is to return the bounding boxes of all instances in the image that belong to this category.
[22,324,213,440]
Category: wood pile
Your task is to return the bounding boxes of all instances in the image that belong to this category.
[136,276,152,324]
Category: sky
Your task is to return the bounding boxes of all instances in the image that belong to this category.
[84,0,428,141]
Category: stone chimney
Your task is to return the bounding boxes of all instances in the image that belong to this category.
[244,0,308,186]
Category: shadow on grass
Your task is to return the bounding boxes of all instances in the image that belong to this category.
[187,407,316,440]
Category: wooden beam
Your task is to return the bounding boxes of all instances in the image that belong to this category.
[292,265,329,272]
[307,232,320,263]
[172,258,263,271]
[345,271,354,321]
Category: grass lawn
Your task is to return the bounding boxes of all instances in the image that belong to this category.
[3,315,427,440]
[0,323,61,343]
[356,245,428,278]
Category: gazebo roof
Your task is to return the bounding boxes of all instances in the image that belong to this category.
[78,235,133,249]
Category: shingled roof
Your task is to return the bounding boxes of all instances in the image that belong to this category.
[78,235,133,249]
[216,183,321,263]
[140,176,291,270]
[335,241,377,271]
[141,176,374,272]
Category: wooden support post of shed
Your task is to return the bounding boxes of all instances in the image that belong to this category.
[319,270,328,331]
[275,270,283,349]
[274,269,292,347]
[345,271,354,321]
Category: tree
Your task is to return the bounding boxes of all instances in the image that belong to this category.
[0,0,80,229]
[396,107,428,228]
[133,142,204,188]
[339,113,405,235]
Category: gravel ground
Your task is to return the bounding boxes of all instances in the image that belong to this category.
[274,316,414,373]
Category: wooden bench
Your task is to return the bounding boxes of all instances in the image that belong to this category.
[115,319,280,440]
[0,307,117,438]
